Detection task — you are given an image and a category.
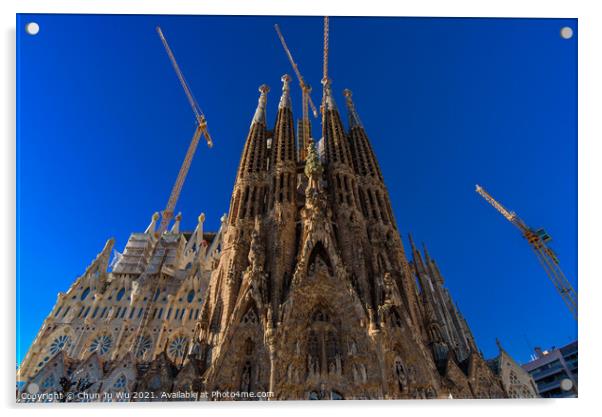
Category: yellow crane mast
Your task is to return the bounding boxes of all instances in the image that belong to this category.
[274,23,318,160]
[129,27,215,357]
[155,26,213,238]
[475,184,577,320]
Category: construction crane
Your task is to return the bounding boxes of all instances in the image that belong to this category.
[475,184,577,320]
[274,23,318,160]
[154,26,213,237]
[322,16,329,86]
[320,16,330,141]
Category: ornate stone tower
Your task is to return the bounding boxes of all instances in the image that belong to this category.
[18,75,507,403]
[193,76,505,400]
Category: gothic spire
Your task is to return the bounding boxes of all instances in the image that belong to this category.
[279,74,292,110]
[343,89,363,129]
[408,233,426,272]
[251,84,270,126]
[408,233,417,252]
[422,242,432,264]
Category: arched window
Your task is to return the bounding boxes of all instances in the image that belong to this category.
[307,242,333,276]
[113,374,127,389]
[312,310,329,322]
[325,331,340,372]
[187,290,195,303]
[240,361,252,392]
[116,288,125,301]
[244,338,255,356]
[42,374,55,389]
[331,391,343,400]
[81,287,90,301]
[241,307,258,325]
[210,299,223,332]
[394,357,407,391]
[307,330,320,374]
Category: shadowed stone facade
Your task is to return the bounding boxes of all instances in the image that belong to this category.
[18,76,506,402]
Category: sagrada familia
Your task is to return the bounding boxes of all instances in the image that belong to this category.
[17,74,510,401]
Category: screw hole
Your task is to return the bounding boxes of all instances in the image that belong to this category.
[25,22,40,36]
[560,26,573,40]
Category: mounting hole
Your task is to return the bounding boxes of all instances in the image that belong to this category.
[25,22,40,36]
[560,26,573,39]
[560,378,574,391]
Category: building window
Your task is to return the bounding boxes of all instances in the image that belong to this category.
[116,288,125,301]
[168,336,188,358]
[113,374,127,389]
[49,335,71,354]
[81,287,90,301]
[89,335,113,355]
[134,335,152,358]
[42,374,55,389]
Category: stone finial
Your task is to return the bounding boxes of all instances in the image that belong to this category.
[196,212,205,245]
[145,212,160,234]
[279,74,292,109]
[251,84,270,126]
[171,212,182,233]
[321,77,337,111]
[343,88,363,128]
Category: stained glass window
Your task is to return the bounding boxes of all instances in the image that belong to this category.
[168,336,188,358]
[89,335,113,355]
[49,335,71,354]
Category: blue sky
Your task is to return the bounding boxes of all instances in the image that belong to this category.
[16,14,577,365]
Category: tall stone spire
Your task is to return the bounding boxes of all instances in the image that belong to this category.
[271,75,296,165]
[422,242,432,265]
[229,84,270,224]
[266,74,297,316]
[343,89,363,129]
[344,89,383,182]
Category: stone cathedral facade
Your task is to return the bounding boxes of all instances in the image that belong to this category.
[18,76,507,401]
